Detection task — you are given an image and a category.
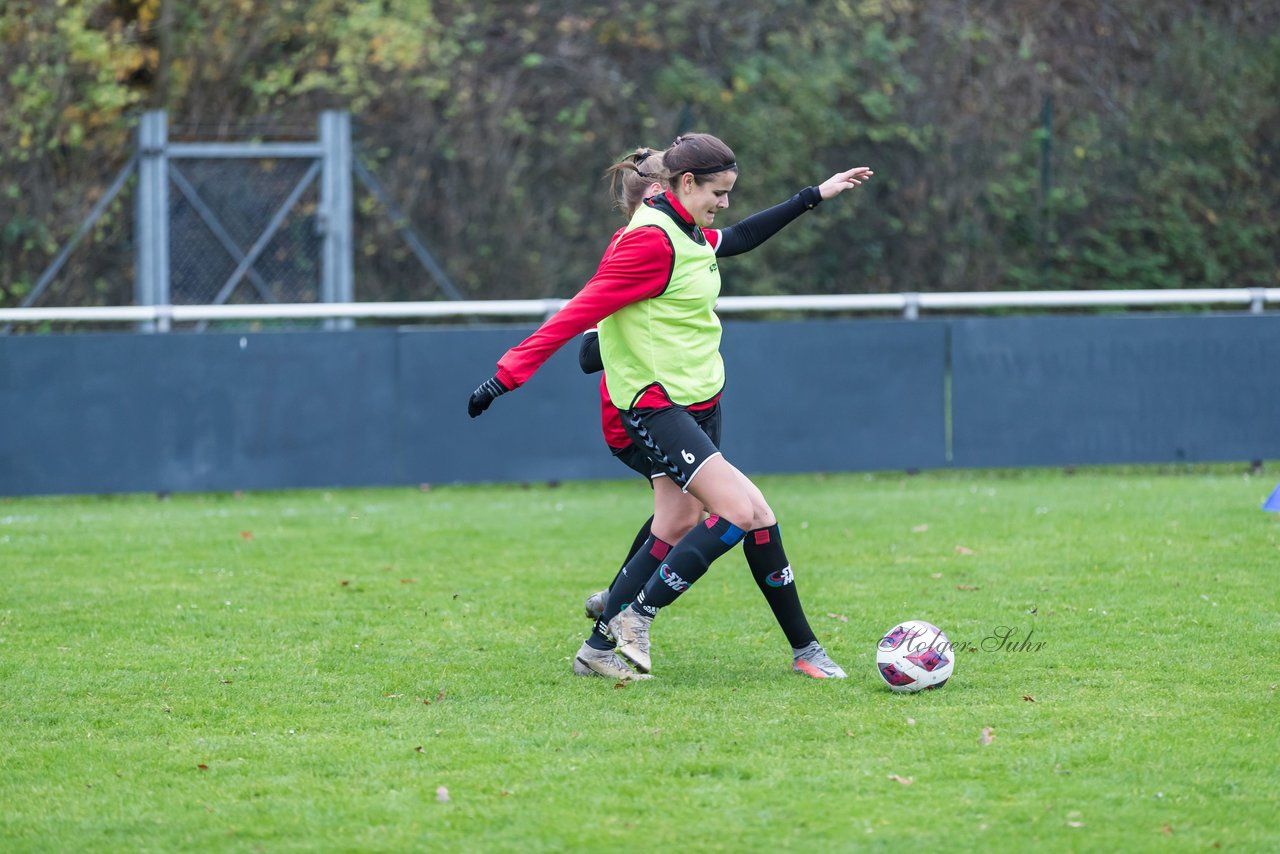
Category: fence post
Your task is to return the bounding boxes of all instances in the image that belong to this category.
[1249,288,1265,314]
[319,111,354,330]
[135,110,170,332]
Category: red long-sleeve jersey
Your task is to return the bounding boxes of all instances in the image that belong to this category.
[494,194,724,416]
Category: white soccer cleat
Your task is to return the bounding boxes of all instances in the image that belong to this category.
[573,641,651,681]
[792,641,847,679]
[583,589,609,620]
[606,606,653,674]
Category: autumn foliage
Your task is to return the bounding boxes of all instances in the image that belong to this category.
[1,1,1277,308]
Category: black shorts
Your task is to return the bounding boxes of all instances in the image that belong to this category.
[621,403,723,491]
[612,443,657,481]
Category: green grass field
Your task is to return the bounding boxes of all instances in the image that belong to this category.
[2,466,1278,852]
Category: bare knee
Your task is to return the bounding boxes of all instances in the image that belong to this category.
[749,499,776,531]
[672,503,702,538]
[687,457,758,531]
[655,503,701,542]
[714,479,773,531]
[712,494,755,531]
[652,477,703,542]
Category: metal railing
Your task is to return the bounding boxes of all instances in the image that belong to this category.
[0,287,1276,328]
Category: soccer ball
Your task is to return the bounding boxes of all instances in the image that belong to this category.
[876,619,954,692]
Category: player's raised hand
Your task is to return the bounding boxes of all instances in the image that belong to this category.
[817,166,874,200]
[467,375,510,418]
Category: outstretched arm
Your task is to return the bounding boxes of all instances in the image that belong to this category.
[466,228,673,418]
[714,166,873,258]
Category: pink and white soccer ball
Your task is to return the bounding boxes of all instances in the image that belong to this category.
[876,619,955,692]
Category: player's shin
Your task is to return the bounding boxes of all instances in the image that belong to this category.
[587,531,672,650]
[632,515,745,616]
[744,523,817,650]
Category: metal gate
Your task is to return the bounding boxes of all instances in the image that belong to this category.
[135,110,351,331]
[7,110,462,334]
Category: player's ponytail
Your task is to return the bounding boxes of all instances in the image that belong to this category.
[604,147,667,218]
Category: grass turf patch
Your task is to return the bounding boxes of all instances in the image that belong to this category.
[2,465,1278,851]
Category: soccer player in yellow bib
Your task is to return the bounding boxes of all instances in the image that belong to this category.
[469,133,873,678]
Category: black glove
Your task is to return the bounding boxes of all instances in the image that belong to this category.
[578,329,604,374]
[467,375,510,418]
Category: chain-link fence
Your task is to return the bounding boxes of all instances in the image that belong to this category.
[168,157,322,305]
[6,111,461,331]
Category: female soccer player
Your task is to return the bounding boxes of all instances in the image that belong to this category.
[569,148,703,680]
[468,133,873,678]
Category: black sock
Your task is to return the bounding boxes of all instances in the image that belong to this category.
[607,516,654,595]
[586,523,669,650]
[744,524,817,650]
[633,515,745,617]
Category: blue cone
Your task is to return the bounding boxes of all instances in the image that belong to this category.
[1264,483,1280,512]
